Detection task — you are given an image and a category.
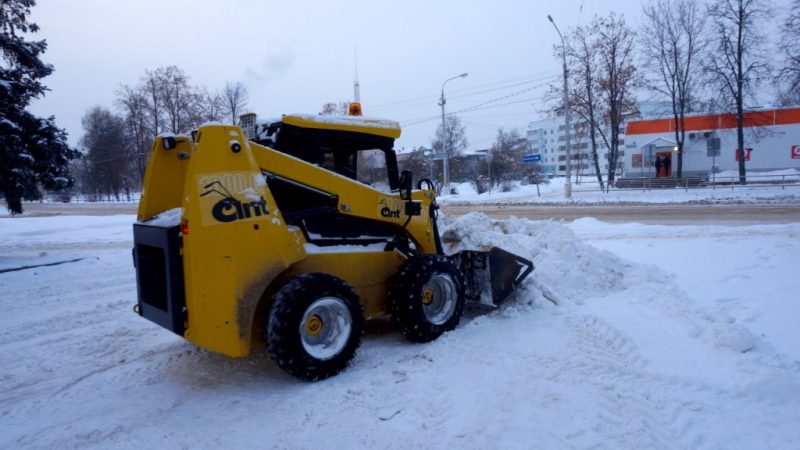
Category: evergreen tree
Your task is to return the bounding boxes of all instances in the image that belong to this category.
[0,0,76,214]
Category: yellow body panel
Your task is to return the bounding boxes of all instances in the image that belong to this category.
[136,135,192,221]
[137,123,437,358]
[178,126,307,357]
[285,251,407,320]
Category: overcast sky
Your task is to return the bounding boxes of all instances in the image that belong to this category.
[27,0,787,151]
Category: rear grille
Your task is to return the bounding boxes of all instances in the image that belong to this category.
[136,244,169,311]
[133,223,186,335]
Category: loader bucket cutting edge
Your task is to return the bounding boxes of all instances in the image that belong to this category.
[488,247,534,305]
[450,248,534,306]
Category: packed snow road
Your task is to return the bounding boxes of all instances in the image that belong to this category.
[1,213,798,449]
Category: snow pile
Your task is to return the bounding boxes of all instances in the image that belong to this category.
[440,212,654,304]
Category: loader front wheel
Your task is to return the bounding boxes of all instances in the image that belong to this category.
[389,255,464,343]
[266,273,364,381]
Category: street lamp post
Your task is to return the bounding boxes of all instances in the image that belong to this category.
[548,14,572,199]
[440,72,468,193]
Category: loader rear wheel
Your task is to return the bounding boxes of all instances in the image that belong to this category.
[266,273,364,381]
[389,255,465,343]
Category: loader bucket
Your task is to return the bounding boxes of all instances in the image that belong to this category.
[450,248,534,306]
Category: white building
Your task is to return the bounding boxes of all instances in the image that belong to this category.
[527,116,617,177]
[624,106,800,178]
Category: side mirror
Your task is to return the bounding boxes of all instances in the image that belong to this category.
[399,170,412,201]
[399,170,421,217]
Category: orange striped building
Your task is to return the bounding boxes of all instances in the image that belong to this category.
[623,106,800,177]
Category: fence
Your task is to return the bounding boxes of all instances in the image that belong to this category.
[609,173,800,193]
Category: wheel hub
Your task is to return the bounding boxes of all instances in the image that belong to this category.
[421,274,457,325]
[299,297,353,360]
[304,314,323,336]
[423,288,434,305]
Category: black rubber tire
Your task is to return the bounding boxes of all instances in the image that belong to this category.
[266,273,364,381]
[389,255,465,343]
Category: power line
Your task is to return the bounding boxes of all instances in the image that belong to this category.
[399,75,557,128]
[447,74,558,101]
[460,112,541,119]
[367,71,558,114]
[401,94,541,127]
[461,120,499,131]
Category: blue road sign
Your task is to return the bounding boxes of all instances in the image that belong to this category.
[522,154,542,163]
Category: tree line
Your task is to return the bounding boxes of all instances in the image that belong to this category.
[0,0,253,211]
[547,0,800,187]
[73,68,249,201]
[4,0,800,213]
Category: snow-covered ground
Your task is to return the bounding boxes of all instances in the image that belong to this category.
[440,169,800,205]
[1,213,799,449]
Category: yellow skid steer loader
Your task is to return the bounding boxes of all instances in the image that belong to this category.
[133,113,532,380]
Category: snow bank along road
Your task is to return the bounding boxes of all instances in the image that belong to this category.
[1,213,799,449]
[11,201,800,225]
[443,204,800,225]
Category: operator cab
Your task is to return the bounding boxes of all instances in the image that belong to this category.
[241,113,410,248]
[243,113,402,192]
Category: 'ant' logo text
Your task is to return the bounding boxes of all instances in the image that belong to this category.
[379,199,401,219]
[201,181,268,223]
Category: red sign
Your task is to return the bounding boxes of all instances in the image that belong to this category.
[735,148,752,162]
[792,145,800,159]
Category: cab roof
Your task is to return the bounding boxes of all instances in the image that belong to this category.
[281,114,401,140]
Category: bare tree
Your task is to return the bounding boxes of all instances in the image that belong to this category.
[641,0,707,178]
[488,128,527,186]
[79,106,133,201]
[556,24,606,190]
[115,85,150,179]
[706,0,772,184]
[398,148,432,182]
[777,0,800,105]
[141,69,163,136]
[155,66,199,133]
[319,101,348,115]
[431,115,468,155]
[593,13,641,185]
[196,87,225,124]
[222,81,249,124]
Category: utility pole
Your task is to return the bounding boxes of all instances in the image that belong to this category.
[439,72,468,193]
[548,15,572,199]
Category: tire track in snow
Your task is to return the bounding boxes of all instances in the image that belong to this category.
[561,310,799,450]
[565,314,684,449]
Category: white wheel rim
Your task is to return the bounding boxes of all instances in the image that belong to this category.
[300,297,353,360]
[422,274,458,325]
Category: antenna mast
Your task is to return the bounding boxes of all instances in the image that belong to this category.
[353,45,361,103]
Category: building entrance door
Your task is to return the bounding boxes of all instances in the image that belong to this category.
[655,152,673,177]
